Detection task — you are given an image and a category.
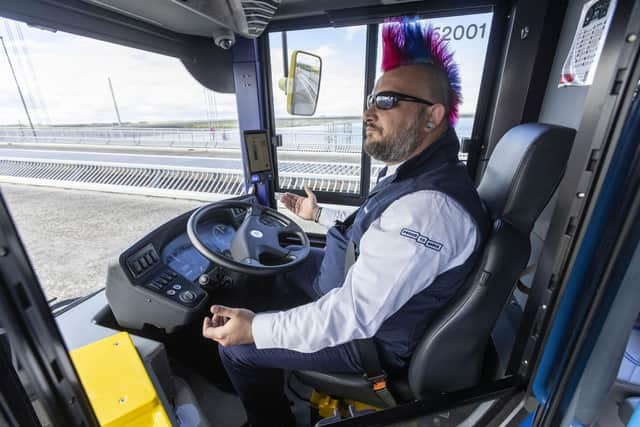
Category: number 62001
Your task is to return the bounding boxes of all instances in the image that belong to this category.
[433,23,487,41]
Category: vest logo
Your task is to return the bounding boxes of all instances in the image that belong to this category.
[400,228,443,252]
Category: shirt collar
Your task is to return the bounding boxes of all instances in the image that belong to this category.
[383,162,403,179]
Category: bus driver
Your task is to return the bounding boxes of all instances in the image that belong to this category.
[202,18,491,426]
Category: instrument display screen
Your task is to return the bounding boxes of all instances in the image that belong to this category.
[243,130,272,175]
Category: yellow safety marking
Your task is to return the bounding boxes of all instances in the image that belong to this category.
[311,390,381,419]
[70,332,171,427]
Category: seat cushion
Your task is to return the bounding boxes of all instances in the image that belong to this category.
[294,370,422,408]
[294,371,392,408]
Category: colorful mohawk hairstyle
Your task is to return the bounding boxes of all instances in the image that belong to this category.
[381,17,462,127]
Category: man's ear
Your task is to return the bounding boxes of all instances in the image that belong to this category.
[429,104,447,129]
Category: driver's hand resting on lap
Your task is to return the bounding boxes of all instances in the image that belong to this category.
[280,185,319,221]
[202,305,255,346]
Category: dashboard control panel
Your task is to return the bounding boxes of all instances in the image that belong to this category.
[106,198,252,333]
[122,244,206,308]
[126,244,160,278]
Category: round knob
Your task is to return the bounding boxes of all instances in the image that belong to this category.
[179,290,196,304]
[198,274,210,287]
[221,276,233,289]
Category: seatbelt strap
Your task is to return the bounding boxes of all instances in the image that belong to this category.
[516,263,538,295]
[354,339,383,378]
[354,338,396,407]
[345,242,396,406]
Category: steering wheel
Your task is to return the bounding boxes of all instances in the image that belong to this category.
[187,200,310,275]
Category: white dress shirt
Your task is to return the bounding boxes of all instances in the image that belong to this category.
[252,184,479,353]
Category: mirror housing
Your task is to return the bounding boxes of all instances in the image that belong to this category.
[286,50,322,116]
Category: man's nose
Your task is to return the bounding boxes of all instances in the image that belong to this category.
[363,104,376,122]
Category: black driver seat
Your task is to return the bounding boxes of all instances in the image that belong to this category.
[294,123,576,407]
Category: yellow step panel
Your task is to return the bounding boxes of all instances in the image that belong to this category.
[70,332,171,427]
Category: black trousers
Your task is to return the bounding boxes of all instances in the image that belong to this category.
[218,247,364,426]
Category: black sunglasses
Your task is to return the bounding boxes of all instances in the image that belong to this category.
[366,91,436,110]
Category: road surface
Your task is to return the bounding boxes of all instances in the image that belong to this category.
[1,182,330,302]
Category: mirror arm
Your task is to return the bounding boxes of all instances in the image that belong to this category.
[282,31,289,78]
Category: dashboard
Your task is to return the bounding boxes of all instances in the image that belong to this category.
[106,200,250,333]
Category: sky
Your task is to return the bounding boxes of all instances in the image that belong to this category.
[0,13,492,126]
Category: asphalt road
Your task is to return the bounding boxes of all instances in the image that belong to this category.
[2,183,202,301]
[1,182,328,302]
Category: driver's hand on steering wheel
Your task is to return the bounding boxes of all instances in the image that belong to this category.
[280,185,319,221]
[202,305,256,346]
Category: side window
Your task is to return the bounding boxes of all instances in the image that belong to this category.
[0,17,240,301]
[370,13,493,188]
[269,27,367,232]
[269,26,368,197]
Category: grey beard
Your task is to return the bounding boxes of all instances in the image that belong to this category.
[364,123,423,163]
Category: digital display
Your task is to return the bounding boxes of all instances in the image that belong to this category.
[161,222,235,281]
[243,131,272,175]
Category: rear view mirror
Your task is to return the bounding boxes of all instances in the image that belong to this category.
[286,50,322,116]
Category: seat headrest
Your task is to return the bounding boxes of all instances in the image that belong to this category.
[477,123,576,232]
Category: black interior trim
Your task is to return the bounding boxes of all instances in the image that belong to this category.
[357,23,377,199]
[476,0,569,180]
[269,1,498,31]
[330,376,521,426]
[465,1,510,182]
[0,334,41,427]
[0,193,98,426]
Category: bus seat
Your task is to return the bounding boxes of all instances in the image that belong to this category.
[294,123,576,408]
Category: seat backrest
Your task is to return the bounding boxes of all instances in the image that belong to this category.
[408,123,576,397]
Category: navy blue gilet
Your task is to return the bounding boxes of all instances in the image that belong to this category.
[315,128,491,370]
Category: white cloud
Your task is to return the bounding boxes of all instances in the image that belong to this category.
[313,44,338,59]
[345,26,365,41]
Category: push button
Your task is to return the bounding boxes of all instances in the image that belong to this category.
[132,261,143,274]
[166,289,176,296]
[147,281,162,291]
[172,284,182,290]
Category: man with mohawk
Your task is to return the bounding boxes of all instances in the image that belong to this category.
[202,17,490,426]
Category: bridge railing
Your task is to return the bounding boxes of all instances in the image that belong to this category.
[0,127,364,153]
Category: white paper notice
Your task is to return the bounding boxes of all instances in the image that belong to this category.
[559,0,616,87]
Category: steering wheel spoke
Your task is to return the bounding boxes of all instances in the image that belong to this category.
[281,221,301,234]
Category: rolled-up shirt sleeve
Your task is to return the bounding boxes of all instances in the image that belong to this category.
[252,190,478,352]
